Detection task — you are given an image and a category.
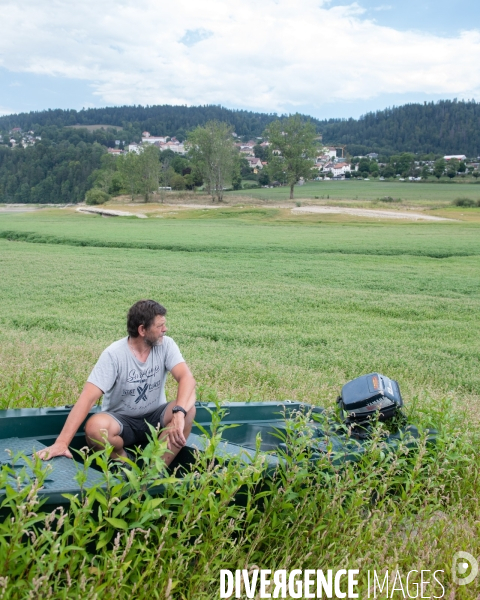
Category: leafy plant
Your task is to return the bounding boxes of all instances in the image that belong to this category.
[453,197,476,207]
[85,188,110,205]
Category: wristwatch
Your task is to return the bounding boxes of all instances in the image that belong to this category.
[172,406,187,417]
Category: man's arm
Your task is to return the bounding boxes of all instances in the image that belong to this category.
[166,362,196,449]
[36,382,104,460]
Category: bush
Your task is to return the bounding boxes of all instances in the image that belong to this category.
[108,173,125,196]
[379,196,400,203]
[171,173,186,191]
[453,197,476,207]
[85,188,110,205]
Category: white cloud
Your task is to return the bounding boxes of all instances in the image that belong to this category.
[0,0,479,114]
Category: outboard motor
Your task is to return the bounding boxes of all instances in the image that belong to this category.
[337,373,404,425]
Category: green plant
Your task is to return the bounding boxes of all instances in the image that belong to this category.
[0,403,478,598]
[85,188,110,205]
[453,197,476,207]
[379,196,400,203]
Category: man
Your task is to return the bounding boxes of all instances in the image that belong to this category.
[37,299,196,466]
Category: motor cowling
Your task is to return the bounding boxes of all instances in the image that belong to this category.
[337,373,403,425]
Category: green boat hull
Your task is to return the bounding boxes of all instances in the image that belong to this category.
[0,402,430,509]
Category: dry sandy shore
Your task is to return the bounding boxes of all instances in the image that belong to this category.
[291,206,456,221]
[77,207,147,218]
[0,203,75,213]
[0,203,457,222]
[0,205,47,213]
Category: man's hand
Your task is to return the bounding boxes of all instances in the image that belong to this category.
[36,442,73,461]
[165,412,187,450]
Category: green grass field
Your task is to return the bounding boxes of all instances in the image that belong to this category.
[228,179,480,206]
[1,208,479,406]
[1,207,480,597]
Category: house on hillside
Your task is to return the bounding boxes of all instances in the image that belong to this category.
[142,135,168,144]
[324,146,346,159]
[321,162,335,172]
[444,155,466,161]
[246,157,263,170]
[239,145,254,156]
[332,162,351,177]
[162,141,186,154]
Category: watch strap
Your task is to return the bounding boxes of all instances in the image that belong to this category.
[172,406,187,417]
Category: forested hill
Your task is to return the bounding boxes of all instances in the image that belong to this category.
[321,100,480,157]
[1,100,479,204]
[0,105,309,140]
[1,99,479,155]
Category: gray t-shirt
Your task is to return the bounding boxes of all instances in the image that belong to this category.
[87,336,185,418]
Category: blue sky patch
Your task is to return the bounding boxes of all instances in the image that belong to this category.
[0,68,99,115]
[327,0,479,36]
[179,28,213,47]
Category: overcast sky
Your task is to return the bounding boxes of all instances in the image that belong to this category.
[1,0,479,120]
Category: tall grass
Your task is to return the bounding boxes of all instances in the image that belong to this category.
[0,403,479,598]
[0,366,64,410]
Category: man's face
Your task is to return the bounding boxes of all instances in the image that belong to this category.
[143,315,167,346]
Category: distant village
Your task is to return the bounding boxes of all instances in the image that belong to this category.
[2,128,42,146]
[100,132,480,182]
[2,127,480,184]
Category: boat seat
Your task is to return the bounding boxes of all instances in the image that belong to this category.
[185,433,280,468]
[0,437,105,504]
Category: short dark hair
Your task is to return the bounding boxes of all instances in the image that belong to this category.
[127,300,167,338]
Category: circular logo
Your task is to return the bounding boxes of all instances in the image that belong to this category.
[452,551,478,586]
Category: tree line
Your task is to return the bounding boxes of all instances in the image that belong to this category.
[0,140,105,204]
[349,153,476,180]
[84,116,317,204]
[2,99,480,157]
[0,105,314,143]
[321,99,480,157]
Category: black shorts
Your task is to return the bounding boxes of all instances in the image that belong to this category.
[104,403,170,448]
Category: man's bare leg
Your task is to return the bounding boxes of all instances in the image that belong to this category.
[160,396,196,466]
[84,413,127,460]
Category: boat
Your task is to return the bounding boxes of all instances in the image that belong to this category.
[0,400,433,510]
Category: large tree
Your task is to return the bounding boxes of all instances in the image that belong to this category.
[186,121,238,202]
[117,145,160,202]
[118,151,141,200]
[433,158,446,180]
[137,144,161,202]
[265,115,317,199]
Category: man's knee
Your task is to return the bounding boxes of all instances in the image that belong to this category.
[85,413,120,443]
